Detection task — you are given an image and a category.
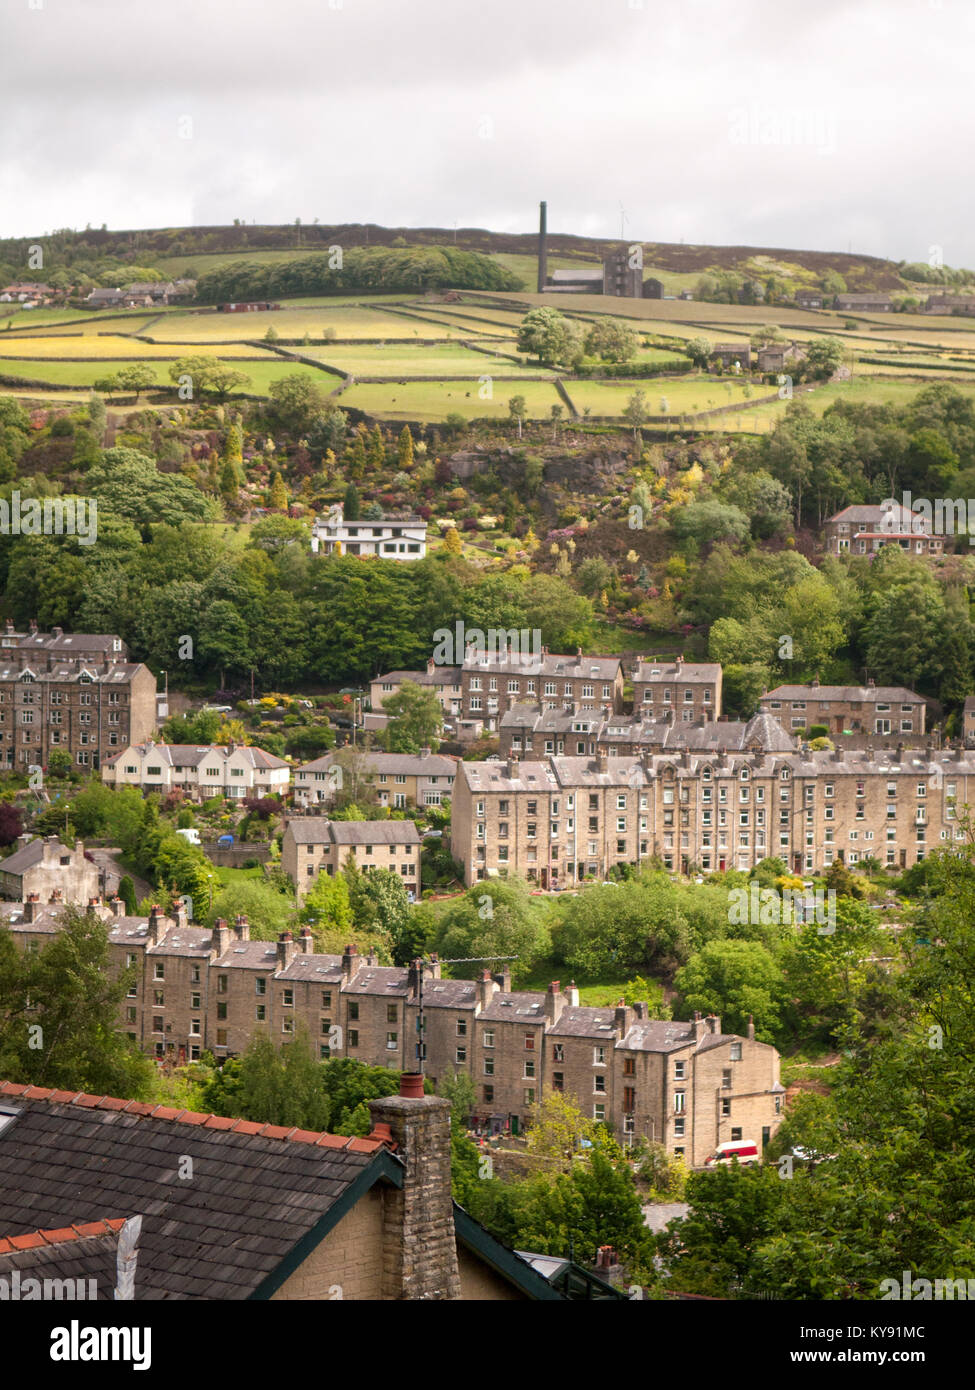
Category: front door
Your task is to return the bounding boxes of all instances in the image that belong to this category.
[510,1114,519,1137]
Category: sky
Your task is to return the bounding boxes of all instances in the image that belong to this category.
[0,0,971,265]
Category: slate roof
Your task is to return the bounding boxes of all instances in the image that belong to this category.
[622,1021,700,1052]
[462,649,622,681]
[345,965,410,997]
[480,991,546,1022]
[548,1006,619,1039]
[297,752,455,778]
[762,683,923,703]
[0,1083,393,1300]
[375,666,462,688]
[328,821,421,846]
[633,659,721,684]
[102,743,289,770]
[1,836,73,876]
[423,979,478,1009]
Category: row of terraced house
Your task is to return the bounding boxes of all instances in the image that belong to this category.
[0,895,783,1164]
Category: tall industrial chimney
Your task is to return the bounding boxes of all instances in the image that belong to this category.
[537,200,548,293]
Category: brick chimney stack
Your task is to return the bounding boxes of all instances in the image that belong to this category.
[614,998,634,1037]
[476,969,497,1013]
[341,943,360,983]
[367,1080,462,1300]
[566,980,580,1006]
[173,897,188,930]
[147,905,164,946]
[277,931,298,970]
[110,895,125,918]
[691,1010,708,1041]
[299,925,314,953]
[545,980,565,1025]
[747,1014,755,1041]
[234,913,250,942]
[211,917,232,957]
[24,892,40,924]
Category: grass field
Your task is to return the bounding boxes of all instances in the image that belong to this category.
[564,375,759,417]
[0,356,332,394]
[303,344,552,378]
[0,335,275,360]
[339,378,564,421]
[146,306,469,342]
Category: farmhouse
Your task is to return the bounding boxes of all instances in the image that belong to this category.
[710,342,752,369]
[794,289,824,308]
[833,293,892,312]
[84,288,126,309]
[924,293,975,316]
[756,341,804,373]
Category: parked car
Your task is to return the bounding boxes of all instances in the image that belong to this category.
[217,834,235,847]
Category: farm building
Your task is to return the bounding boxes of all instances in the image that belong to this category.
[795,289,824,308]
[711,342,752,369]
[833,293,892,312]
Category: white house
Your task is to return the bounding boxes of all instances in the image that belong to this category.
[311,504,427,560]
[102,741,291,800]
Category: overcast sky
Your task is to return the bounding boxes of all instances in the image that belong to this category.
[1,0,970,265]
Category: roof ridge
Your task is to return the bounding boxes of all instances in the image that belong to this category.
[0,1217,127,1254]
[0,1081,385,1153]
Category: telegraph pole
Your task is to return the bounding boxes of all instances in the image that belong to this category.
[413,954,518,1074]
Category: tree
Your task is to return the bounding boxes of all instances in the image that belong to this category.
[113,365,157,400]
[397,425,414,471]
[622,390,648,444]
[382,679,443,753]
[433,878,550,983]
[525,1092,598,1174]
[507,394,527,440]
[343,482,360,520]
[87,392,107,442]
[674,939,786,1044]
[168,356,251,400]
[802,336,844,381]
[46,747,72,780]
[0,802,24,846]
[516,307,583,368]
[658,1163,787,1298]
[267,374,326,435]
[442,525,463,555]
[0,908,155,1098]
[584,317,638,363]
[685,337,712,369]
[117,875,138,916]
[300,871,353,949]
[207,881,293,940]
[269,471,288,510]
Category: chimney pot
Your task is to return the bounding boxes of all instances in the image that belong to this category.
[400,1072,425,1100]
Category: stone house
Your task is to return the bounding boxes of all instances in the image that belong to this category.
[450,744,972,879]
[461,647,624,730]
[710,343,751,369]
[0,631,156,773]
[834,293,892,312]
[0,835,99,903]
[759,680,927,736]
[499,705,794,760]
[370,659,463,717]
[795,289,824,309]
[631,656,723,722]
[294,750,455,810]
[282,818,421,901]
[823,503,944,558]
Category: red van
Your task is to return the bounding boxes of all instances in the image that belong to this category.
[704,1140,760,1167]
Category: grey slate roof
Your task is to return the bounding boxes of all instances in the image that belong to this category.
[762,683,923,703]
[633,659,721,684]
[0,836,73,876]
[480,991,546,1022]
[0,1084,392,1300]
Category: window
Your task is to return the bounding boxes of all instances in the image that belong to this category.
[594,1074,606,1093]
[456,1018,467,1037]
[674,1118,685,1137]
[217,974,228,994]
[217,1003,228,1020]
[593,1103,605,1122]
[483,1030,495,1048]
[255,977,266,995]
[730,1042,742,1061]
[483,1085,494,1104]
[322,990,332,1008]
[282,988,293,1007]
[524,1089,536,1106]
[484,1057,494,1076]
[387,1004,398,1023]
[593,1046,606,1066]
[674,1091,685,1113]
[524,1059,535,1078]
[153,962,164,981]
[349,1029,359,1048]
[256,1005,266,1021]
[731,1127,742,1142]
[674,1060,685,1079]
[525,1033,535,1050]
[386,1032,398,1051]
[721,1097,731,1117]
[349,1003,359,1021]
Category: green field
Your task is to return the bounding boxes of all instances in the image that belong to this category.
[303,343,552,378]
[339,378,564,421]
[563,375,759,417]
[0,356,333,395]
[147,305,470,342]
[0,335,273,360]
